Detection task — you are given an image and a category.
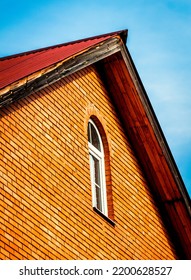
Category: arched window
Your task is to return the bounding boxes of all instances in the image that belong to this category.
[88,119,108,216]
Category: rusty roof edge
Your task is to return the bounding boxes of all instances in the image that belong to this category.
[0,36,122,108]
[0,29,128,61]
[119,42,191,217]
[0,30,127,93]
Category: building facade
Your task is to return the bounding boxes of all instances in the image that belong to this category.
[0,30,191,259]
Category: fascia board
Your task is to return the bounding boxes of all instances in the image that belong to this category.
[119,42,191,218]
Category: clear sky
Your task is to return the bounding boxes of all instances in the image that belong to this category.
[1,0,191,197]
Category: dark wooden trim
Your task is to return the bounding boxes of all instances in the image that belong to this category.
[99,51,191,259]
[120,43,191,216]
[0,37,121,108]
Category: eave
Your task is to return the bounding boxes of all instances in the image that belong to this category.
[0,36,123,107]
[99,47,191,259]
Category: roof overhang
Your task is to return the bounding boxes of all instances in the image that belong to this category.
[99,48,191,258]
[0,35,124,107]
[0,30,190,258]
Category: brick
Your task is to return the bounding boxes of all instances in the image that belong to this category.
[0,65,178,260]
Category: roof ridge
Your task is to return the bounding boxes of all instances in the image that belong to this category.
[0,29,127,61]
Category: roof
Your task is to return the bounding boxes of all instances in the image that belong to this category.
[0,30,127,90]
[0,29,191,258]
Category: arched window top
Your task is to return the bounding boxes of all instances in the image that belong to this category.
[88,119,103,153]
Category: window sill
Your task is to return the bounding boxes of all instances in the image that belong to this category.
[93,207,115,226]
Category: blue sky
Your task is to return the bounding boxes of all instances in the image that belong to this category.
[1,0,191,197]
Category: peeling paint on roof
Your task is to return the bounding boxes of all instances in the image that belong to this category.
[0,30,127,90]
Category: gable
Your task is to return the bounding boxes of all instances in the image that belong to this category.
[0,30,191,259]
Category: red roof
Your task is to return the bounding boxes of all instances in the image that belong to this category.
[0,30,127,90]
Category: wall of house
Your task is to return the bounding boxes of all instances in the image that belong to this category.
[0,64,178,259]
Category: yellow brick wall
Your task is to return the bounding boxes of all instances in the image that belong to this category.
[0,65,178,259]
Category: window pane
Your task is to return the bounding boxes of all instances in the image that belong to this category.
[91,155,103,212]
[88,122,101,151]
[88,122,91,143]
[94,157,100,186]
[95,185,102,212]
[91,124,101,151]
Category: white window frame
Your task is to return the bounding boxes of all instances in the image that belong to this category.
[88,119,108,216]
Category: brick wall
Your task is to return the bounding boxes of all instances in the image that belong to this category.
[0,65,178,259]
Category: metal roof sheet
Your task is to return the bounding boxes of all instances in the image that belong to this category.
[0,30,127,90]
